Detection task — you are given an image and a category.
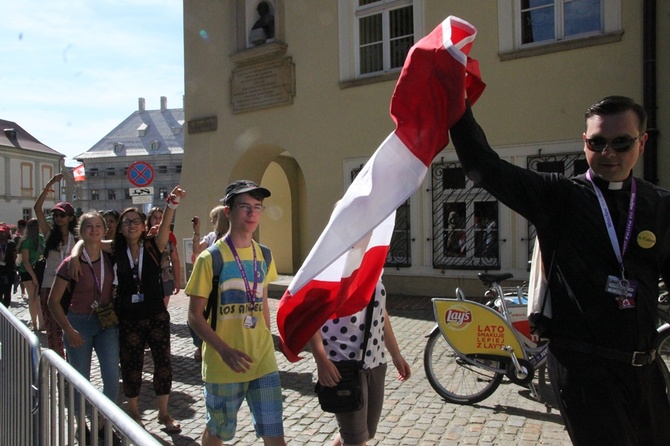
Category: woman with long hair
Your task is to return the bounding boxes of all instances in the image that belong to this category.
[48,211,119,441]
[71,186,185,433]
[18,219,44,330]
[191,205,228,261]
[34,173,77,357]
[103,209,120,241]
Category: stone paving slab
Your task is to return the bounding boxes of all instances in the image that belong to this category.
[7,284,571,445]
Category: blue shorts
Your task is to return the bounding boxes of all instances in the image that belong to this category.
[204,371,284,441]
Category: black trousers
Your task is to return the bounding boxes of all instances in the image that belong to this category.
[548,348,670,446]
[119,311,172,398]
[0,275,12,307]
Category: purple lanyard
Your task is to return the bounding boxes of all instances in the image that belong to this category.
[586,170,637,279]
[83,248,104,295]
[224,236,258,312]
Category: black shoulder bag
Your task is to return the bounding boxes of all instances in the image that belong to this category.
[315,292,376,414]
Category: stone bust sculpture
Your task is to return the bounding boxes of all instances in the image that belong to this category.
[249,1,275,46]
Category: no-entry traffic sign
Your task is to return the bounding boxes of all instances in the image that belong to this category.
[127,161,154,187]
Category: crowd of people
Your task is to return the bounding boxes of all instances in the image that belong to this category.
[3,175,413,445]
[3,92,666,445]
[1,176,186,442]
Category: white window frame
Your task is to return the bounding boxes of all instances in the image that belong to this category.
[338,0,423,83]
[40,164,54,197]
[498,0,621,57]
[20,162,33,197]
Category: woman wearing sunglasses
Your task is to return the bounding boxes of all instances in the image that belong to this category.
[34,173,77,357]
[70,185,186,433]
[18,218,44,331]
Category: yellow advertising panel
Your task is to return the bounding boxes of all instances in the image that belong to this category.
[432,298,527,360]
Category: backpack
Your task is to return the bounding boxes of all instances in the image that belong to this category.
[203,244,223,331]
[203,242,273,332]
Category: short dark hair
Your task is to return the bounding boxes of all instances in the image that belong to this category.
[103,209,120,221]
[585,96,647,133]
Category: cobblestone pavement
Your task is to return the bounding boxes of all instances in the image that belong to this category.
[7,282,571,445]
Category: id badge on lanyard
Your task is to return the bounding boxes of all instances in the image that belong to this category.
[127,246,145,304]
[224,236,259,329]
[588,171,638,310]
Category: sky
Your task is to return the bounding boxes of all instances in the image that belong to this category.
[1,0,184,166]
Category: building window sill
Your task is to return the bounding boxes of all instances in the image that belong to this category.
[499,31,624,61]
[339,71,400,89]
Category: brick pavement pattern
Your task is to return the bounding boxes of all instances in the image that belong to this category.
[7,283,571,445]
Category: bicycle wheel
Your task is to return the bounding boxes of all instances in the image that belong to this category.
[655,328,670,404]
[423,329,504,404]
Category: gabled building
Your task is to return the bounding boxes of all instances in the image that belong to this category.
[0,120,65,223]
[74,97,184,214]
[177,0,668,296]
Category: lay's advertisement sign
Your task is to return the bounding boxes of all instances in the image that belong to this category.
[432,298,526,359]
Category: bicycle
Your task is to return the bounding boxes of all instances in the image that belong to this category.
[423,272,553,407]
[425,273,670,408]
[655,284,670,394]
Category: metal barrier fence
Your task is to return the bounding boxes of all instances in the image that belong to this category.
[1,304,160,446]
[39,350,160,446]
[0,302,40,446]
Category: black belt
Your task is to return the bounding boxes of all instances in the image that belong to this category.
[551,338,656,367]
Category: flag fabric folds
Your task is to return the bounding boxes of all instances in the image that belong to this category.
[72,164,86,182]
[276,16,485,361]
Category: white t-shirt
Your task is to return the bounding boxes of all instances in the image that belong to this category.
[201,231,218,247]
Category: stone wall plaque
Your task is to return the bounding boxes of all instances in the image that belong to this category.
[188,116,218,134]
[230,56,295,113]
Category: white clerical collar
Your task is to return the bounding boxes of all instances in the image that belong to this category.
[608,181,624,190]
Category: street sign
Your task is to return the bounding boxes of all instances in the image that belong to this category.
[131,195,153,205]
[127,161,154,187]
[129,187,154,197]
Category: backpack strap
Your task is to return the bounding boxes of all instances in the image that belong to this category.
[259,244,272,270]
[204,244,224,331]
[143,238,162,266]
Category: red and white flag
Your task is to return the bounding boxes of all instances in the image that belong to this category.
[72,164,86,182]
[277,16,485,361]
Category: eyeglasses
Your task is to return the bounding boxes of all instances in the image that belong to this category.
[121,218,143,226]
[52,212,67,218]
[234,204,265,213]
[584,135,642,153]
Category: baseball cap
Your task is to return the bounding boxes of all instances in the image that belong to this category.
[220,180,271,205]
[52,202,75,216]
[0,224,10,234]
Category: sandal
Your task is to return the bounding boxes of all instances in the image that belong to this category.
[158,415,182,434]
[129,414,145,428]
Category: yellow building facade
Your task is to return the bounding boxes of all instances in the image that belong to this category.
[177,0,669,297]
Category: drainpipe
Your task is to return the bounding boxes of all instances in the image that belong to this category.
[642,0,658,184]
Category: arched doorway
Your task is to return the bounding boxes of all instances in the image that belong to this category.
[230,147,304,275]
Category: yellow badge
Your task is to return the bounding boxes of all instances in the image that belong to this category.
[637,230,656,249]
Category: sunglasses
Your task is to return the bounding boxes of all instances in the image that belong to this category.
[584,135,642,153]
[52,212,68,218]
